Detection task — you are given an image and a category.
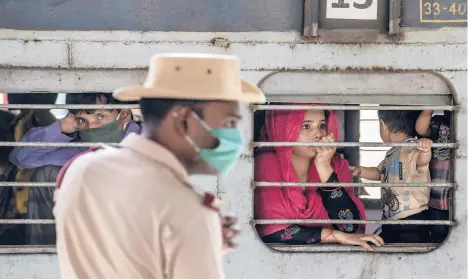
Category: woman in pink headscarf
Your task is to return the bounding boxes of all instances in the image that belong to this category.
[254,104,384,251]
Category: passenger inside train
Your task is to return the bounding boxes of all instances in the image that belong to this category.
[254,104,384,250]
[351,110,434,244]
[0,97,454,248]
[9,92,140,169]
[253,103,453,246]
[2,92,140,245]
[0,93,58,245]
[415,110,452,243]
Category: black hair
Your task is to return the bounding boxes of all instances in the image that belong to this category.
[377,110,419,137]
[0,110,15,166]
[139,98,208,124]
[8,93,58,105]
[66,92,137,115]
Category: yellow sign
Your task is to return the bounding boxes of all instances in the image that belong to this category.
[420,0,468,23]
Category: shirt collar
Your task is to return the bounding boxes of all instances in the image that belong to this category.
[120,133,189,182]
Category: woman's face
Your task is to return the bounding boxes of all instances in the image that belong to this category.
[292,110,327,158]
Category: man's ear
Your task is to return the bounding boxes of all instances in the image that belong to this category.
[172,106,196,137]
[379,119,388,132]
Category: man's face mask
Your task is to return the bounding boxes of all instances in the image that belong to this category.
[78,111,126,143]
[184,112,243,174]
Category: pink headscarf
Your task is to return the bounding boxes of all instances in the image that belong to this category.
[254,104,366,236]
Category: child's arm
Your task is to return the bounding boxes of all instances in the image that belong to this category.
[417,138,433,167]
[416,110,433,137]
[350,166,381,181]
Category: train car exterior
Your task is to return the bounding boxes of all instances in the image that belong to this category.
[0,0,466,278]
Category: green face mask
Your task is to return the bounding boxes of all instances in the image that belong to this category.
[78,115,125,143]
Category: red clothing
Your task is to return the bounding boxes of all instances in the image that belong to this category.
[254,104,366,237]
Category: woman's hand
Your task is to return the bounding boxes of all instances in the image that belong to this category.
[327,230,385,251]
[314,134,336,167]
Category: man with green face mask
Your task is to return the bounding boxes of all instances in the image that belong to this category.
[9,92,141,169]
[8,92,141,246]
[54,53,265,278]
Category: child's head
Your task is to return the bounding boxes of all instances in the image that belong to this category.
[377,110,418,142]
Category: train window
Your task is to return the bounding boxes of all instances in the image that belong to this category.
[0,92,139,253]
[252,71,457,253]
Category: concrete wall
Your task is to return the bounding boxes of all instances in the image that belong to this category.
[0,29,467,278]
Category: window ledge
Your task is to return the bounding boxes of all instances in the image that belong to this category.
[269,243,439,253]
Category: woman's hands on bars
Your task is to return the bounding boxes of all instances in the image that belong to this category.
[321,228,385,251]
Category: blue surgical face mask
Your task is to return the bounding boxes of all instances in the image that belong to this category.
[185,112,243,174]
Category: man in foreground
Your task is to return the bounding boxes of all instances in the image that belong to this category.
[53,53,265,278]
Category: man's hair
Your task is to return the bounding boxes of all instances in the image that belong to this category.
[66,92,136,115]
[139,98,208,124]
[0,110,15,166]
[8,93,58,105]
[377,110,419,137]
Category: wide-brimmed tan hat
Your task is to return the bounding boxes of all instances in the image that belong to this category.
[114,53,265,104]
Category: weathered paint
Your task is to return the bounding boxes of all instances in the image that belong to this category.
[0,0,303,32]
[0,29,466,279]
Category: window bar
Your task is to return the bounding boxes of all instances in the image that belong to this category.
[254,182,457,188]
[0,219,55,224]
[0,182,457,188]
[253,219,455,226]
[0,247,57,254]
[253,142,458,148]
[252,105,458,111]
[0,104,459,111]
[0,219,454,225]
[0,182,56,187]
[0,142,119,147]
[0,141,457,148]
[0,104,139,109]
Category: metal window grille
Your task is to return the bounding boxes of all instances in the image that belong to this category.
[250,103,457,253]
[0,102,459,254]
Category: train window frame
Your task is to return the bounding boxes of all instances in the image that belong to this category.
[0,71,460,254]
[250,70,458,253]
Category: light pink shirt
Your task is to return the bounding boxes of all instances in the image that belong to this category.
[54,134,224,278]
